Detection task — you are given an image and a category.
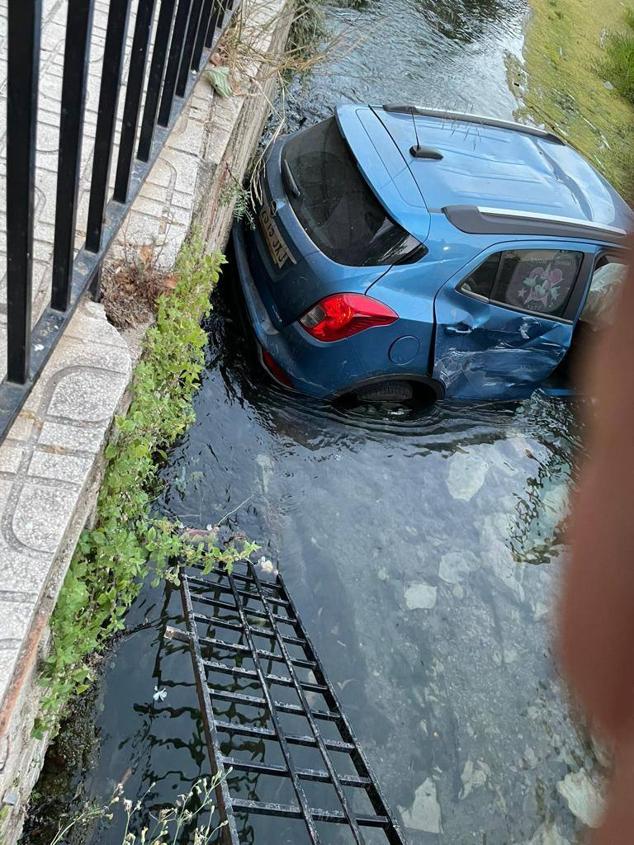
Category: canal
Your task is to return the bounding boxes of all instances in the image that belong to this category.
[23,0,603,843]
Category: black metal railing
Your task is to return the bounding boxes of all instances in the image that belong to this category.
[2,0,239,443]
[168,561,408,844]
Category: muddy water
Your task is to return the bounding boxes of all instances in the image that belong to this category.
[24,1,603,844]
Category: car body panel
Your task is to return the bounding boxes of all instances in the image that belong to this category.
[233,106,632,401]
[233,221,435,398]
[432,238,607,400]
[371,106,633,232]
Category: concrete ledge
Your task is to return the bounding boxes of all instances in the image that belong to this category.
[0,0,293,839]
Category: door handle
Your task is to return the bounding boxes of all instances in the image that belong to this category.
[445,323,472,335]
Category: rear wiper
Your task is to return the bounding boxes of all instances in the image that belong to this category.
[282,159,301,199]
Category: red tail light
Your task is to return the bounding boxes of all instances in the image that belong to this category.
[300,293,398,342]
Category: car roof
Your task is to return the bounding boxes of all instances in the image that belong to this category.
[336,105,633,244]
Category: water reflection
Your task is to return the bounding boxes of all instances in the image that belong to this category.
[416,0,526,45]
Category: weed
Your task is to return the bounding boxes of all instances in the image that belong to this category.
[601,8,634,104]
[205,65,233,98]
[521,0,634,195]
[286,0,327,68]
[218,165,256,226]
[48,776,226,845]
[36,236,256,732]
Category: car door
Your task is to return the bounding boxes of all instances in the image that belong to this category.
[432,243,592,400]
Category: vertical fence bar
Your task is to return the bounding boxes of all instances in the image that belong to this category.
[51,0,94,312]
[190,0,213,71]
[114,0,157,203]
[204,0,222,48]
[6,0,42,383]
[85,0,131,253]
[156,0,193,127]
[174,0,203,96]
[138,0,177,157]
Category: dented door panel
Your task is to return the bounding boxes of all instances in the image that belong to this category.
[433,280,573,400]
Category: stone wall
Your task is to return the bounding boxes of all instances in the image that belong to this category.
[0,0,294,840]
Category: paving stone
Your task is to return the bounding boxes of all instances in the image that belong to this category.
[0,594,37,642]
[28,451,94,485]
[0,443,24,475]
[38,420,108,453]
[13,482,79,553]
[48,369,129,422]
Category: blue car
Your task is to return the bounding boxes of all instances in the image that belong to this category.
[232,105,632,402]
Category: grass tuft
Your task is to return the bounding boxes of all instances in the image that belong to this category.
[601,8,634,104]
[521,0,634,197]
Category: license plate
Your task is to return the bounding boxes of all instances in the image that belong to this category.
[259,205,296,270]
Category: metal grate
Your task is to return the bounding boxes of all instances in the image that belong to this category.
[167,560,408,844]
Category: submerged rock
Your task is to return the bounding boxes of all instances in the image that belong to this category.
[557,768,605,828]
[460,759,490,799]
[399,777,442,833]
[446,451,488,501]
[526,821,570,845]
[404,582,437,610]
[438,550,479,584]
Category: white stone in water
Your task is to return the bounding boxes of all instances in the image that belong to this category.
[557,769,605,828]
[446,451,488,501]
[438,550,479,584]
[526,822,570,845]
[404,582,437,610]
[543,482,570,521]
[460,759,489,799]
[399,778,442,833]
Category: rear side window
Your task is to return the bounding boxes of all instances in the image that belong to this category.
[282,118,424,267]
[459,253,499,298]
[459,249,583,319]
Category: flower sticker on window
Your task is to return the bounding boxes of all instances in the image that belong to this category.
[516,265,565,313]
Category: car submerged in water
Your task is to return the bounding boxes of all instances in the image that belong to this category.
[232,105,632,403]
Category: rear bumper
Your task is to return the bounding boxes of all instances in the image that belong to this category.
[232,221,332,398]
[232,221,423,400]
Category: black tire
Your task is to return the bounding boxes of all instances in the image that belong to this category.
[355,380,415,403]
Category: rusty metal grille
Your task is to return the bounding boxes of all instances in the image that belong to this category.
[167,560,407,844]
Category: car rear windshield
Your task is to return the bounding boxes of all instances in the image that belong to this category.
[281,117,424,267]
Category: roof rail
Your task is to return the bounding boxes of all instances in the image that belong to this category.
[381,105,565,145]
[444,205,629,242]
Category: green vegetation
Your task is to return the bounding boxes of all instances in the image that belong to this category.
[219,169,255,227]
[601,8,634,104]
[519,0,634,196]
[36,237,255,732]
[286,0,327,67]
[49,776,226,845]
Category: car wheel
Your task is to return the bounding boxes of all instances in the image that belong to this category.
[355,380,415,403]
